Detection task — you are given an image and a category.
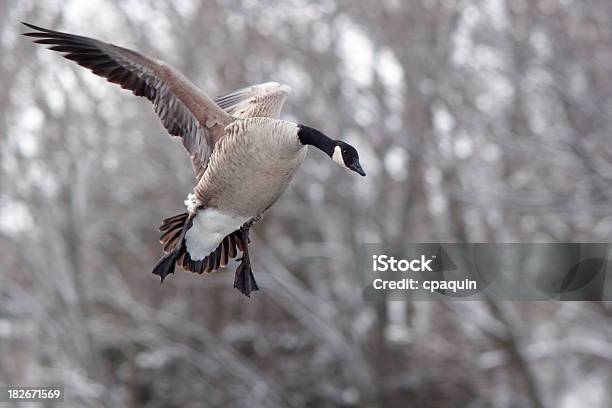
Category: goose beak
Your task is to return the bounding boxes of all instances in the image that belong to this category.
[350,162,366,177]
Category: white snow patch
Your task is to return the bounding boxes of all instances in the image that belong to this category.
[0,200,33,235]
[384,146,408,182]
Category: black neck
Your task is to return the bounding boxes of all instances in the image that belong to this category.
[297,125,335,156]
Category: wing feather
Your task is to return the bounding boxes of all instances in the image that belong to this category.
[214,82,290,119]
[23,22,233,179]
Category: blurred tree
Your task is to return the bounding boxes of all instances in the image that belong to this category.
[0,0,610,407]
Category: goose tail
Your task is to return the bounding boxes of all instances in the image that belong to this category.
[152,212,191,282]
[153,210,248,281]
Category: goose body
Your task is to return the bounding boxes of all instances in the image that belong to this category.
[24,23,365,296]
[186,118,307,260]
[197,118,306,216]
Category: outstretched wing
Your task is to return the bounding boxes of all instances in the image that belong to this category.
[215,82,291,119]
[23,22,233,180]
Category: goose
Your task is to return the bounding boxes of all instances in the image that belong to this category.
[23,23,366,297]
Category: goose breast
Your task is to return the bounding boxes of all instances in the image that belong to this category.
[195,118,307,217]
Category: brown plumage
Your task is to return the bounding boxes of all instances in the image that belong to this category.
[22,22,231,179]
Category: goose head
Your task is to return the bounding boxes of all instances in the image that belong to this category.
[331,141,366,176]
[297,125,366,177]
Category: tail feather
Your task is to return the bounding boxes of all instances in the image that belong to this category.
[159,219,185,233]
[228,234,238,258]
[161,228,181,249]
[197,231,242,274]
[153,212,190,281]
[159,212,189,255]
[161,212,189,226]
[219,240,229,266]
[153,211,247,281]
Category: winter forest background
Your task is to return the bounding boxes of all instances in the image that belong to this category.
[1,0,611,407]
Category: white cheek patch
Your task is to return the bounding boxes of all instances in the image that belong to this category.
[332,146,345,168]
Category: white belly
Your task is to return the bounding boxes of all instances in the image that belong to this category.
[184,209,250,261]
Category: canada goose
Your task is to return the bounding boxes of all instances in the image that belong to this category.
[23,23,366,296]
